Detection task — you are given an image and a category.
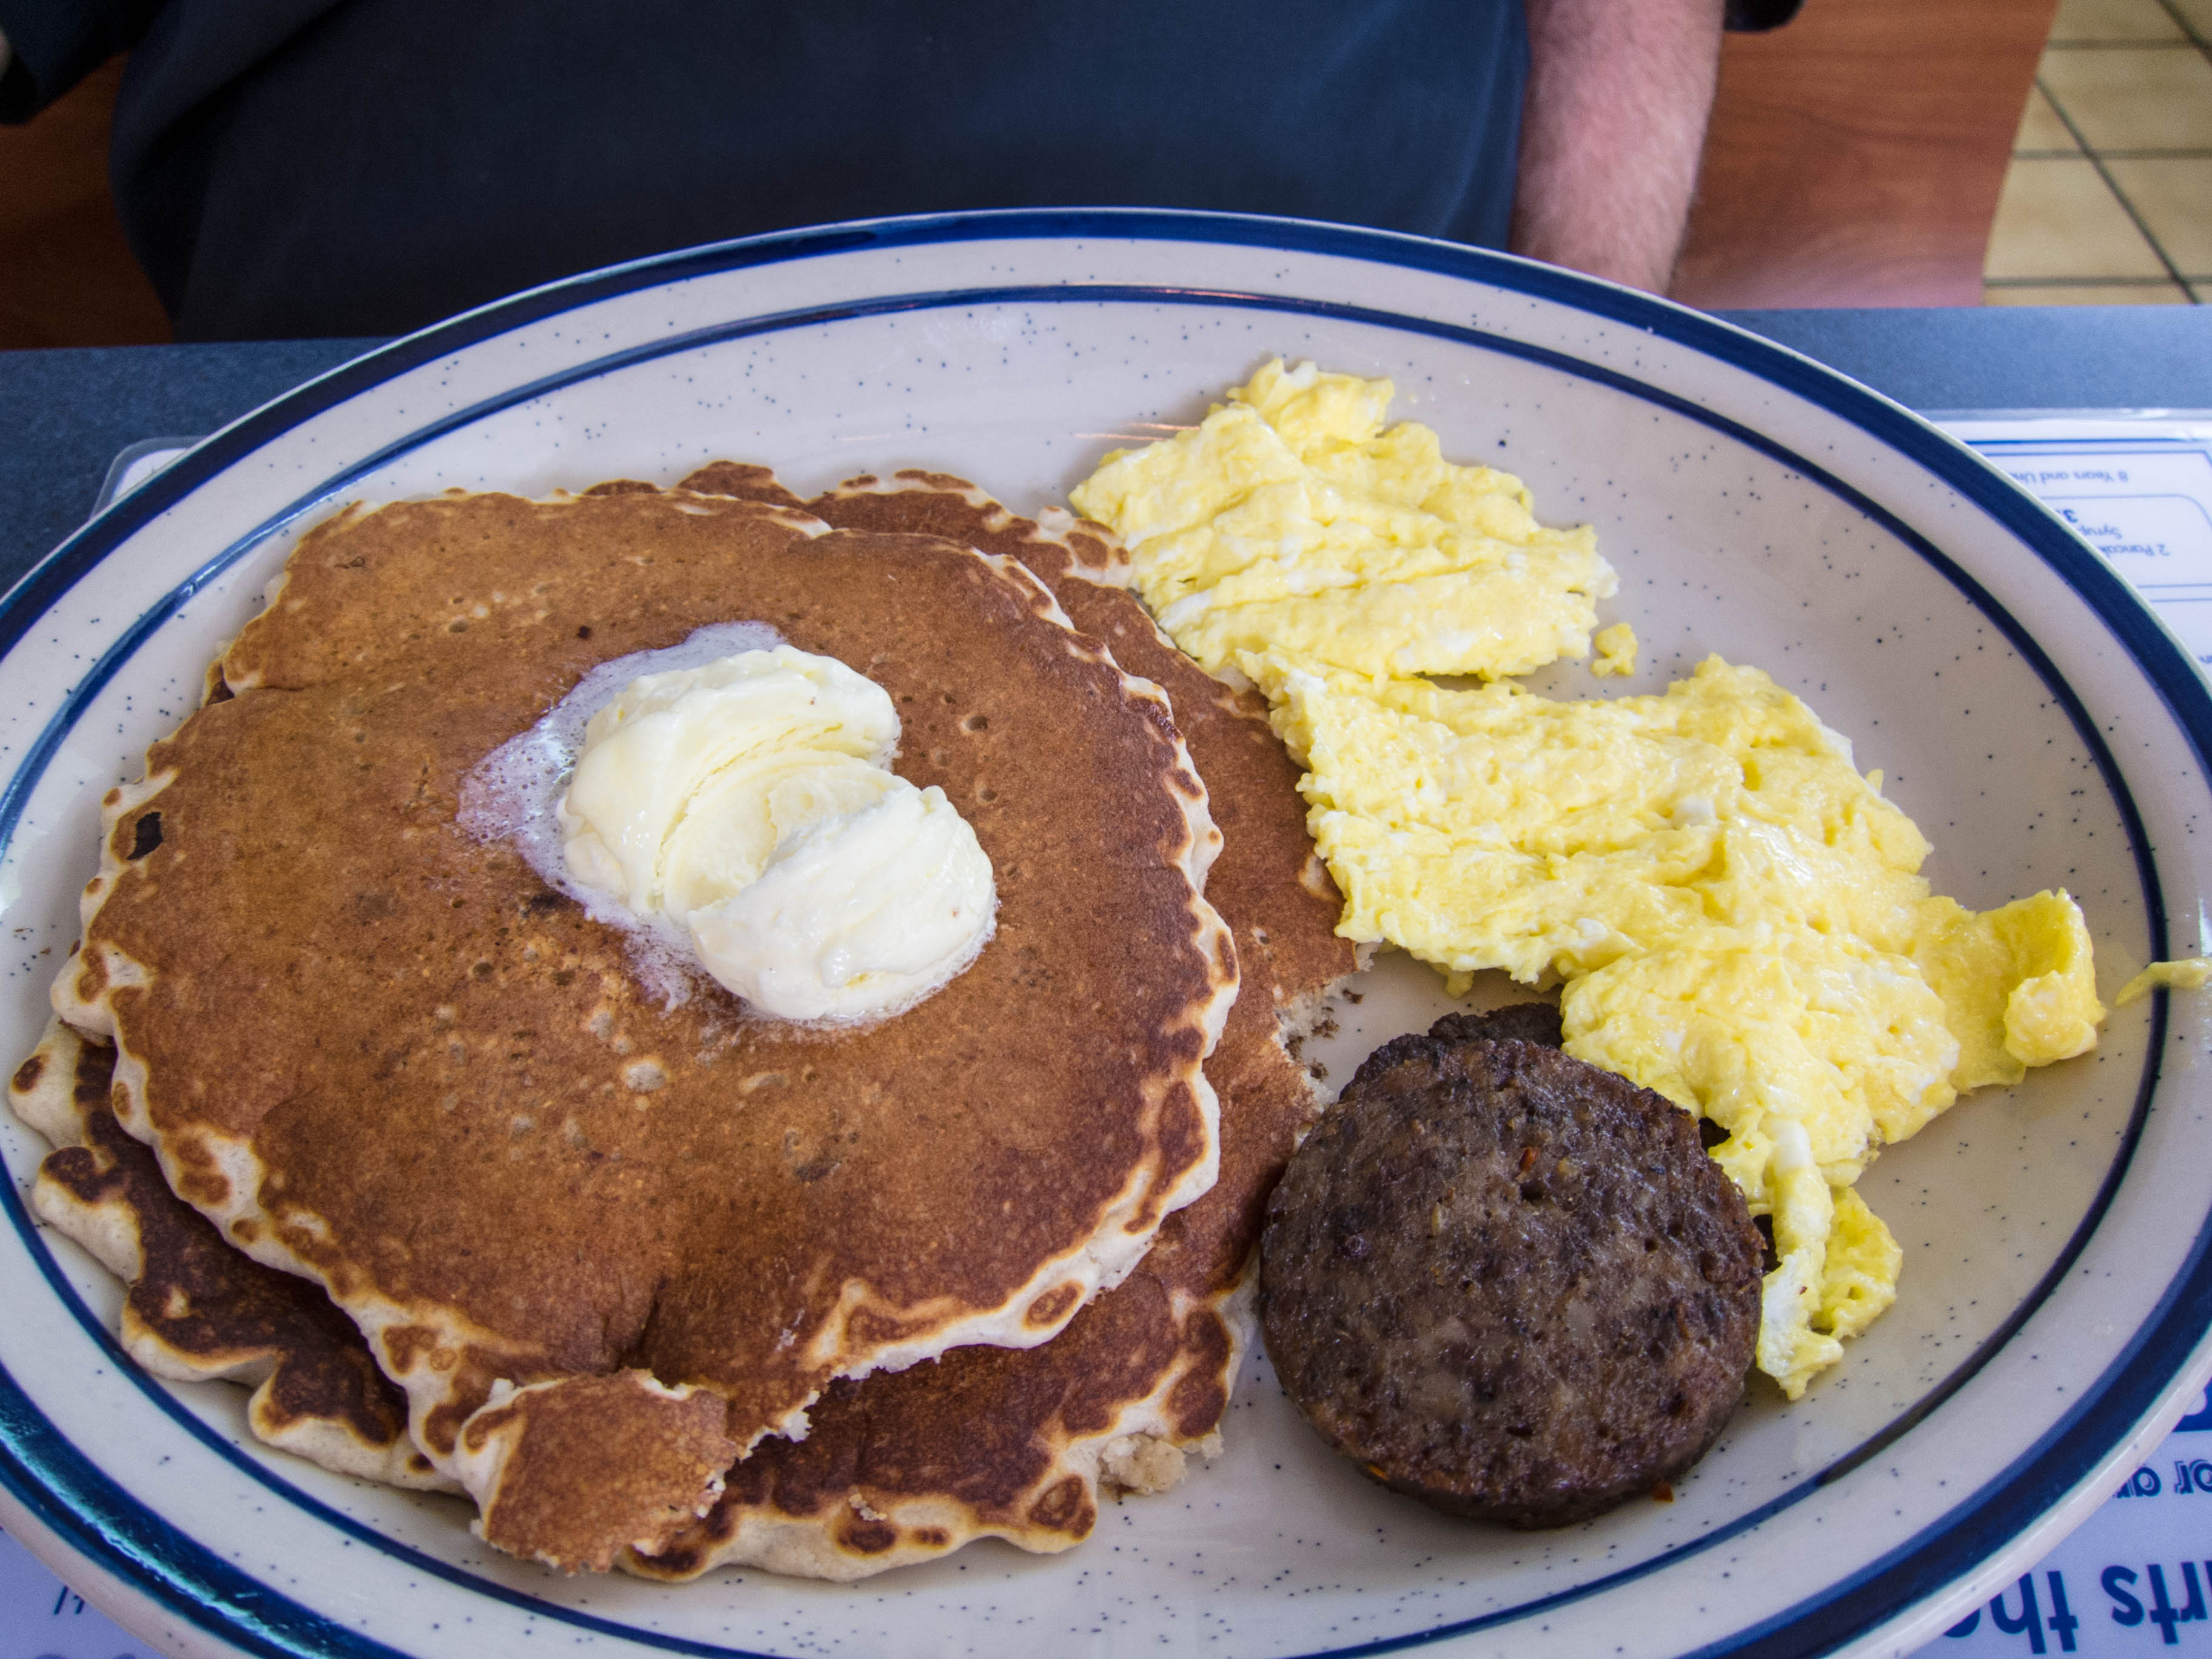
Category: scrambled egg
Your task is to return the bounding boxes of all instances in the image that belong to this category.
[1068,358,1615,683]
[1071,361,2184,1401]
[1261,654,2102,1396]
[1592,622,1639,678]
[2117,956,2212,1005]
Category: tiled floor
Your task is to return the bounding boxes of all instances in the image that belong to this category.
[1985,0,2212,303]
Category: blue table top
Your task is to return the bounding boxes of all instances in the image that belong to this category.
[4,306,2210,603]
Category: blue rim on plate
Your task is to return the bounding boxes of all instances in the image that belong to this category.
[2,208,2207,1659]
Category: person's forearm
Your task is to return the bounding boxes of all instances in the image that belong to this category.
[1510,0,1725,293]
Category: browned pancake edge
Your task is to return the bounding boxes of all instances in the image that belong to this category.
[15,1014,445,1490]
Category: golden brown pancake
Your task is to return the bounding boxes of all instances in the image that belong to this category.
[25,470,1359,1580]
[56,487,1237,1571]
[617,472,1357,1578]
[13,1016,443,1490]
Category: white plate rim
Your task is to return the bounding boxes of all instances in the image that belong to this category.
[1,207,2208,1659]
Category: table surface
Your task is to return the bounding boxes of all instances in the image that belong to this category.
[4,306,2211,598]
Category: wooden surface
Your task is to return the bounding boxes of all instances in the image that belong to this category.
[0,58,170,349]
[1673,0,2061,308]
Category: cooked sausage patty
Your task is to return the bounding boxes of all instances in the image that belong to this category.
[1428,1000,1564,1050]
[1259,1010,1763,1528]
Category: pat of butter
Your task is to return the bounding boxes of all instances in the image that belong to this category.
[558,646,995,1022]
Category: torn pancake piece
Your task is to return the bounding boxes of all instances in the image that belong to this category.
[15,1015,443,1490]
[623,471,1357,1579]
[66,486,1238,1570]
[457,1372,740,1573]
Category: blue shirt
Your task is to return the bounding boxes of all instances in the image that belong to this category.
[0,0,1529,339]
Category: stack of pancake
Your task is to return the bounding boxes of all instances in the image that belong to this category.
[13,468,1355,1579]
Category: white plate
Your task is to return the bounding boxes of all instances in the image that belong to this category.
[3,210,2210,1659]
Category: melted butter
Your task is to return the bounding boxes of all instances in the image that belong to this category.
[555,645,997,1024]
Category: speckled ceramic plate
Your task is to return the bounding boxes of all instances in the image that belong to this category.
[3,212,2210,1659]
